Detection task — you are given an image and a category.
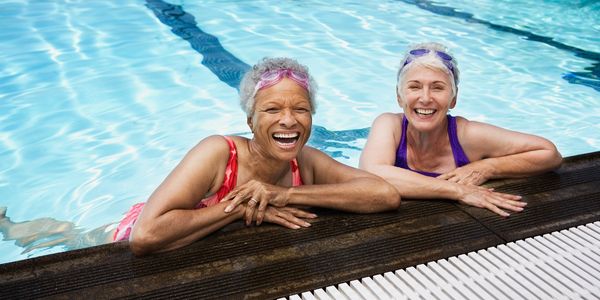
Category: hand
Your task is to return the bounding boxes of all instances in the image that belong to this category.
[457,184,526,217]
[223,179,290,225]
[243,206,317,229]
[437,161,492,185]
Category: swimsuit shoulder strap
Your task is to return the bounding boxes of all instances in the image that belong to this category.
[214,136,238,200]
[394,114,410,168]
[447,115,471,167]
[290,158,303,186]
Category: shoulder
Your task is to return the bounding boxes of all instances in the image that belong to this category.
[297,145,338,171]
[187,135,242,163]
[373,112,403,127]
[454,116,506,140]
[191,135,230,154]
[369,112,403,137]
[298,144,329,162]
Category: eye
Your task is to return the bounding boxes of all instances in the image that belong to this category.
[294,107,310,113]
[264,107,280,114]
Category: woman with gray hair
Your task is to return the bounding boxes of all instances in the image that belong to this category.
[360,42,562,217]
[119,57,400,256]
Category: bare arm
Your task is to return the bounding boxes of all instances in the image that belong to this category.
[223,145,400,223]
[438,119,563,185]
[359,114,524,217]
[129,136,243,255]
[130,136,313,256]
[288,146,400,213]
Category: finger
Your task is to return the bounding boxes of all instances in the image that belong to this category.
[487,196,523,212]
[224,191,246,213]
[244,197,258,226]
[256,195,269,226]
[283,207,318,219]
[447,176,460,183]
[483,202,510,217]
[277,211,311,228]
[490,196,527,211]
[490,190,523,201]
[437,173,451,180]
[269,215,301,229]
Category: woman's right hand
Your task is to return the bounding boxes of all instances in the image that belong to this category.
[457,185,526,217]
[244,206,317,229]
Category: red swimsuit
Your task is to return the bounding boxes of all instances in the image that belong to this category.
[113,136,303,241]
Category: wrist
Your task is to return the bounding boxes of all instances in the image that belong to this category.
[479,159,496,180]
[446,181,466,200]
[284,186,295,206]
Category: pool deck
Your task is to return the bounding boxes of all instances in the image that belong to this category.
[1,151,599,299]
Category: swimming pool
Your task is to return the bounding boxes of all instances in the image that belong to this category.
[0,0,598,264]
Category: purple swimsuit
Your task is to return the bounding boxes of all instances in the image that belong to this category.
[395,115,470,177]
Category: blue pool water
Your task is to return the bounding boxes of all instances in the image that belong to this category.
[0,0,599,264]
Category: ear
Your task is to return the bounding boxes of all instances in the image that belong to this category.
[247,117,253,132]
[396,86,404,106]
[450,94,457,109]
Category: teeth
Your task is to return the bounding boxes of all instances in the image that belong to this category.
[415,108,435,115]
[273,132,299,138]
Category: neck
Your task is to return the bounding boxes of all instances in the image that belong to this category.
[246,138,291,183]
[406,117,449,152]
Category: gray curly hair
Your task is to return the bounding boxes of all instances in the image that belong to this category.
[396,42,460,99]
[239,57,318,116]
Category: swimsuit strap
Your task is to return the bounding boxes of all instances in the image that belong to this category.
[290,158,303,186]
[395,115,439,176]
[394,115,469,177]
[394,115,410,169]
[215,136,238,199]
[195,136,238,208]
[447,115,471,167]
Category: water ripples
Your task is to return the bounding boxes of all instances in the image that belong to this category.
[0,0,598,263]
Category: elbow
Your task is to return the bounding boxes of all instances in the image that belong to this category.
[129,227,159,257]
[544,145,563,171]
[377,180,402,211]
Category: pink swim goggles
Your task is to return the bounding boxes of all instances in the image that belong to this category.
[254,68,310,94]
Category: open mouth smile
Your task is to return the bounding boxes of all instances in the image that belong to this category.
[415,108,436,116]
[272,132,300,149]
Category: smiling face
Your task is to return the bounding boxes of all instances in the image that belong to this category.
[248,77,312,161]
[398,65,456,132]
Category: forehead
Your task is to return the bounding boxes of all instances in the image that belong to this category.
[403,64,452,84]
[254,78,310,105]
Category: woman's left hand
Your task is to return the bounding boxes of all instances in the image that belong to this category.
[223,179,290,225]
[437,162,492,185]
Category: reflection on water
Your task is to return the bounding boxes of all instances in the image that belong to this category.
[0,207,112,255]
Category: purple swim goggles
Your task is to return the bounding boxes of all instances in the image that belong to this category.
[401,48,455,77]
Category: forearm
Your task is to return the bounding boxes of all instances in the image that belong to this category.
[366,164,462,200]
[287,177,400,213]
[482,149,562,179]
[130,201,243,256]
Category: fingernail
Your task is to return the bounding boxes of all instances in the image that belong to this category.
[293,225,301,229]
[304,222,311,227]
[310,214,318,218]
[224,206,232,213]
[522,202,527,206]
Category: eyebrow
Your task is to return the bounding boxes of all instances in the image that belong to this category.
[406,80,448,85]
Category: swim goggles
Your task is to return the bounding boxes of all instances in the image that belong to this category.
[401,49,455,77]
[254,68,310,94]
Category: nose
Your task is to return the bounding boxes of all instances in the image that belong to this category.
[419,87,432,104]
[279,109,297,128]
